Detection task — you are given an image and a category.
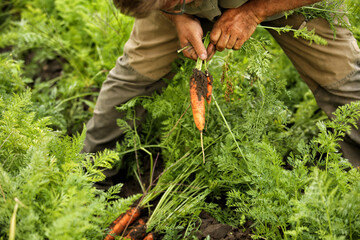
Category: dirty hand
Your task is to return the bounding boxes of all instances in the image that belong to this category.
[172,14,216,61]
[210,4,264,51]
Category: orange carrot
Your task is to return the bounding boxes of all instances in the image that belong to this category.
[189,68,207,132]
[205,70,213,105]
[143,233,155,240]
[104,207,141,240]
[190,68,207,163]
[123,218,146,240]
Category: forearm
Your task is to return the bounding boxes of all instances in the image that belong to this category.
[248,0,323,22]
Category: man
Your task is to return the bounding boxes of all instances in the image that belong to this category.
[83,0,360,169]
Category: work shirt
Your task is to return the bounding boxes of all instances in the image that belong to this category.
[184,0,284,21]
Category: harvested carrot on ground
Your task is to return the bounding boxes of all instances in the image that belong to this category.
[104,207,141,240]
[143,233,155,240]
[123,218,146,240]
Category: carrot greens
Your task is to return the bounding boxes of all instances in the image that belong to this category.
[1,0,360,239]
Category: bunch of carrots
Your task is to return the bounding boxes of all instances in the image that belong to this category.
[187,33,214,164]
[175,33,215,163]
[189,58,213,163]
[104,207,154,240]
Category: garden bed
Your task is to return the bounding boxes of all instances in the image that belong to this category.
[1,1,360,239]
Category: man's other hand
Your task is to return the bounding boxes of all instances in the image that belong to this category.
[210,4,263,51]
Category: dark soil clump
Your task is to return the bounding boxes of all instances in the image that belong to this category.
[190,68,208,100]
[196,211,253,240]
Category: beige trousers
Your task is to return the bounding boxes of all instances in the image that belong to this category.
[83,11,360,167]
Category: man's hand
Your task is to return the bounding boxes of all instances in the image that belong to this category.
[210,4,263,51]
[210,0,322,51]
[170,14,215,61]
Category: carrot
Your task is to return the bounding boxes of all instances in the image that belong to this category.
[205,70,213,105]
[123,218,146,240]
[189,68,207,132]
[190,68,207,163]
[143,233,155,240]
[104,207,141,240]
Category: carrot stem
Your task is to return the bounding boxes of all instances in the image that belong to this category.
[9,203,18,240]
[203,32,210,49]
[212,95,247,162]
[177,44,192,53]
[195,57,203,70]
[164,103,191,141]
[200,131,205,164]
[205,104,210,131]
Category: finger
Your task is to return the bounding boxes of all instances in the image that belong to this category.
[226,35,237,49]
[184,47,198,61]
[206,43,216,61]
[216,33,230,52]
[190,34,207,60]
[210,26,221,45]
[206,43,214,55]
[233,39,244,50]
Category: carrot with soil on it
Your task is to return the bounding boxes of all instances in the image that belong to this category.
[122,218,146,240]
[104,207,141,240]
[189,58,207,163]
[203,58,213,106]
[189,68,207,132]
[205,69,213,105]
[204,61,213,131]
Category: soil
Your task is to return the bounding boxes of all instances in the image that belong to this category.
[115,152,165,199]
[0,45,13,54]
[191,68,208,100]
[33,57,64,82]
[196,212,253,240]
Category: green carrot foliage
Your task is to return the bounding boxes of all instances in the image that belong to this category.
[1,0,360,239]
